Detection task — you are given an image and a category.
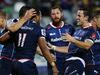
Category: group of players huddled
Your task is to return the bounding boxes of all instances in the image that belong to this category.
[0,4,100,75]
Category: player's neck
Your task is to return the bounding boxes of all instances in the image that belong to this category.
[53,21,62,27]
[82,21,91,28]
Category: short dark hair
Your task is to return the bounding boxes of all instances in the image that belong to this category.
[33,7,41,16]
[78,8,91,21]
[19,6,41,18]
[19,6,31,17]
[50,5,63,13]
[79,8,90,16]
[30,7,41,20]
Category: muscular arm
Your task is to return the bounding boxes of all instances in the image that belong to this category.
[48,43,69,53]
[7,18,28,32]
[62,33,93,50]
[38,37,55,64]
[38,37,59,75]
[53,46,68,53]
[72,39,93,50]
[7,9,36,32]
[0,31,10,42]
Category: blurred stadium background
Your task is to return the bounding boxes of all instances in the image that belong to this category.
[0,0,100,75]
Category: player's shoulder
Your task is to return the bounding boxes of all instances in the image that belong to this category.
[85,26,95,33]
[45,23,52,30]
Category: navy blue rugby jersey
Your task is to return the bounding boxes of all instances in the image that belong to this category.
[45,21,75,58]
[91,29,100,65]
[0,19,18,59]
[14,20,44,59]
[66,26,96,64]
[0,29,15,59]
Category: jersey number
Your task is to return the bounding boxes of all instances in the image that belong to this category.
[18,33,27,47]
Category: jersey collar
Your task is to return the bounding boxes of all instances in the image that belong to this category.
[83,23,92,29]
[50,21,64,28]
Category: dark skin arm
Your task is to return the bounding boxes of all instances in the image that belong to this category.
[38,37,58,75]
[0,31,10,43]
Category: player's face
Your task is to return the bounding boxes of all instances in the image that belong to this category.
[91,19,97,29]
[92,16,100,28]
[51,8,63,23]
[0,16,5,28]
[32,11,41,24]
[96,16,100,28]
[36,12,42,23]
[36,15,41,23]
[76,10,85,25]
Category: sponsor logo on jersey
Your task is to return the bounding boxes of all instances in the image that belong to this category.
[95,39,100,43]
[49,33,56,36]
[51,37,62,42]
[74,36,82,40]
[21,26,33,30]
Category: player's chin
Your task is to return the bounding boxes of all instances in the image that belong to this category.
[76,21,81,25]
[54,19,60,22]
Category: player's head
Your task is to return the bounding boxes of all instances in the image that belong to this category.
[31,7,41,24]
[76,8,90,25]
[50,5,63,23]
[19,6,31,18]
[19,6,41,23]
[0,11,7,28]
[92,11,100,28]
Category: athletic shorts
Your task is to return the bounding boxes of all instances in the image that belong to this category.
[0,57,12,75]
[63,57,85,75]
[12,59,38,75]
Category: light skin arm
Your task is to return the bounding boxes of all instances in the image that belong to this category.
[62,33,93,50]
[52,46,68,53]
[47,43,69,53]
[7,9,36,32]
[0,9,36,43]
[38,37,58,75]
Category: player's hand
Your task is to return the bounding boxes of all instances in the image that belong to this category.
[51,53,56,62]
[52,65,59,75]
[62,33,75,42]
[47,42,56,50]
[47,42,52,48]
[23,9,36,20]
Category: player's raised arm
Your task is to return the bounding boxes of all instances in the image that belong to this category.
[7,8,36,32]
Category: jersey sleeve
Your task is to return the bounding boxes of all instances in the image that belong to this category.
[85,30,96,44]
[37,27,46,39]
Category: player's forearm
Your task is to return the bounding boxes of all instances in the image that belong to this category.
[7,9,36,32]
[72,39,92,50]
[0,31,10,43]
[51,45,68,53]
[7,18,28,32]
[38,37,58,74]
[42,48,55,62]
[38,37,56,66]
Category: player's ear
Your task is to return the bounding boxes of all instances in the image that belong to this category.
[85,16,88,21]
